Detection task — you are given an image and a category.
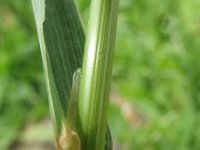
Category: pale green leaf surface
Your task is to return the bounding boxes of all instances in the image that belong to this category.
[78,0,119,149]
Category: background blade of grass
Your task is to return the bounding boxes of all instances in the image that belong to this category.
[31,0,85,135]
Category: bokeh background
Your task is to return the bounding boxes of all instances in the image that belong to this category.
[1,0,200,149]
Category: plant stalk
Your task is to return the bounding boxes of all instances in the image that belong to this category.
[78,0,119,149]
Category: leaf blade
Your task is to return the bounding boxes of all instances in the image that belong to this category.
[32,0,85,134]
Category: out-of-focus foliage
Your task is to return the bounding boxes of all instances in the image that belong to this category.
[1,0,200,149]
[109,0,200,149]
[0,0,48,149]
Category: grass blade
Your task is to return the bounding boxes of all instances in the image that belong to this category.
[31,0,84,144]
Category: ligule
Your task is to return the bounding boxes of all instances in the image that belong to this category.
[58,69,81,150]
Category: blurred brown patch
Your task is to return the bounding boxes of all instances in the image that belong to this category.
[110,92,147,128]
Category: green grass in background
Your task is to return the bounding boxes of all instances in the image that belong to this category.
[0,0,48,149]
[0,0,200,149]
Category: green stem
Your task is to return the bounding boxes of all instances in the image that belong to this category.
[78,0,119,149]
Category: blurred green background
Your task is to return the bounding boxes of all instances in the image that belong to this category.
[1,0,200,149]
